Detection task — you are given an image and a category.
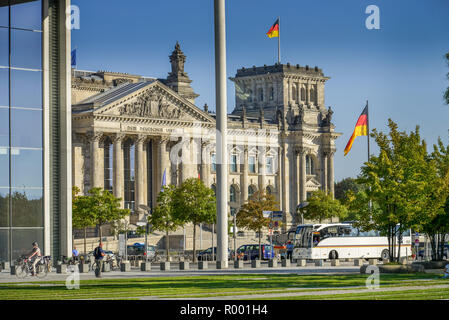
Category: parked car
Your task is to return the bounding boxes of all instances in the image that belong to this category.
[235,244,274,260]
[197,247,232,261]
[126,243,156,259]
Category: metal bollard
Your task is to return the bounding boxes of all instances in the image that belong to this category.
[331,259,340,267]
[315,259,324,267]
[268,259,278,268]
[354,259,364,266]
[198,261,208,270]
[281,259,291,267]
[160,262,170,271]
[179,261,189,270]
[297,259,307,267]
[234,260,244,269]
[251,260,261,268]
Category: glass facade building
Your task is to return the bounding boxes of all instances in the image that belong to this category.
[0,0,72,263]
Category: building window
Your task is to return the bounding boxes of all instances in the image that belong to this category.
[266,186,273,195]
[248,155,256,173]
[248,185,256,198]
[211,153,216,173]
[266,156,273,174]
[247,89,253,103]
[301,87,306,101]
[270,87,274,100]
[258,88,263,102]
[0,0,44,262]
[292,84,297,101]
[230,185,237,203]
[306,155,315,175]
[104,138,113,193]
[230,154,237,173]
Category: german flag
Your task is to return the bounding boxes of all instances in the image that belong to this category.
[266,19,279,38]
[344,104,369,156]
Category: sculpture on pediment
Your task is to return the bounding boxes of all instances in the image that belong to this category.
[322,106,333,126]
[157,95,182,119]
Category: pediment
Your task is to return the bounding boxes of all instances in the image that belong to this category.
[92,81,214,124]
[305,176,321,188]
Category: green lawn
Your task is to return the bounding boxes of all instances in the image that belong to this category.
[0,273,447,300]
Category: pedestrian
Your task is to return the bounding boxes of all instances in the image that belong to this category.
[93,242,105,278]
[72,246,80,262]
[286,240,294,262]
[28,241,42,276]
[442,263,449,279]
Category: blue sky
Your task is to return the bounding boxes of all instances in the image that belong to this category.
[71,0,449,181]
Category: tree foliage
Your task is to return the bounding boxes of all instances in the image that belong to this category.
[236,190,279,259]
[299,189,348,223]
[334,177,363,202]
[173,178,216,262]
[78,187,130,241]
[351,120,431,261]
[150,184,184,259]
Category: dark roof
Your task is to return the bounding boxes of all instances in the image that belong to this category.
[75,81,155,109]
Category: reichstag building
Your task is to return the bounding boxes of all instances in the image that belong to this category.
[71,42,340,235]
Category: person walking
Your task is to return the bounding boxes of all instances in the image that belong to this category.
[93,242,105,278]
[286,240,294,262]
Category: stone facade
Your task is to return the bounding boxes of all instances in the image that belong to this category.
[71,43,341,239]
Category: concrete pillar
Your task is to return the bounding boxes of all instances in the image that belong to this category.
[214,0,229,267]
[113,133,125,207]
[135,135,146,211]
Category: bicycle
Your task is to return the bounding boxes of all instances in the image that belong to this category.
[15,256,50,278]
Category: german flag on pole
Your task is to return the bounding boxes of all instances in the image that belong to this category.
[344,104,369,156]
[266,18,279,38]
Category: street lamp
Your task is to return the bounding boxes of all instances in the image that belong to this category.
[138,204,152,263]
[297,202,309,225]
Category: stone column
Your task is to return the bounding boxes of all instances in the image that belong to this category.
[327,150,335,198]
[306,82,310,105]
[258,147,266,193]
[200,141,210,187]
[135,134,146,211]
[88,131,103,189]
[299,148,307,202]
[158,137,170,193]
[322,151,328,192]
[241,146,248,203]
[287,78,292,103]
[113,133,125,208]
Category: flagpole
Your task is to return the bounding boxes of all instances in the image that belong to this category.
[367,100,373,220]
[278,16,281,64]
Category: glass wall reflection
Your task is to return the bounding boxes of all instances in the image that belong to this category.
[0,188,10,227]
[11,228,43,260]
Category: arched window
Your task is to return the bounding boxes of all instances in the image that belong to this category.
[248,185,256,198]
[301,87,306,101]
[306,155,315,175]
[292,84,297,101]
[310,88,315,103]
[266,186,273,195]
[258,88,264,102]
[230,185,237,203]
[270,87,274,100]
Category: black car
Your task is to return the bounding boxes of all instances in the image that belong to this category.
[197,247,232,261]
[235,244,274,260]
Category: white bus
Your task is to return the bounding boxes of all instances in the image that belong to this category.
[292,223,412,260]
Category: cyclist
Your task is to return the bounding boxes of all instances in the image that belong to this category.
[28,241,42,276]
[93,242,105,278]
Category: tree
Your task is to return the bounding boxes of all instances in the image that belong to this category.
[84,188,130,242]
[353,120,430,262]
[173,178,216,263]
[299,189,348,223]
[334,177,363,202]
[236,190,279,259]
[415,137,449,260]
[444,53,449,105]
[72,186,96,254]
[150,184,184,260]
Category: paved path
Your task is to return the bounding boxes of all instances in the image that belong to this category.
[0,264,361,283]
